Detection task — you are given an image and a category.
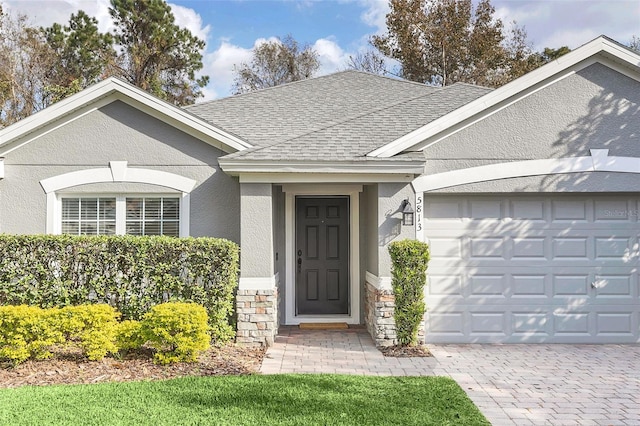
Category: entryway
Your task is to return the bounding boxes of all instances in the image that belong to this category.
[282,185,362,326]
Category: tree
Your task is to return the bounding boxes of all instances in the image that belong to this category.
[0,6,55,127]
[109,0,209,105]
[629,35,640,53]
[43,11,116,102]
[539,46,571,62]
[346,50,389,75]
[372,0,536,87]
[232,35,319,94]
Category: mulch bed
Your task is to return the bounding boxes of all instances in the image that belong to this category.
[0,345,265,389]
[379,345,433,358]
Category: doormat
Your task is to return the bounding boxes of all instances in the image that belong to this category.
[299,322,349,330]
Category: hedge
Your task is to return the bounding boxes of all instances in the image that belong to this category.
[388,239,430,346]
[0,235,238,342]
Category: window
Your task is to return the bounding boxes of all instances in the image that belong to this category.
[126,197,180,236]
[60,196,180,237]
[62,198,116,235]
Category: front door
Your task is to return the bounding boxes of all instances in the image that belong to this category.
[295,197,349,315]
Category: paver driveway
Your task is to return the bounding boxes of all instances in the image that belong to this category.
[260,326,640,425]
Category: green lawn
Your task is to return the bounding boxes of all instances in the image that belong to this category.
[0,374,489,425]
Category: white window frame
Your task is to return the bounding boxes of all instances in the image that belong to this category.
[56,193,187,237]
[40,162,195,237]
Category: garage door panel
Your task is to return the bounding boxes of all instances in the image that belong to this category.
[423,194,640,343]
[468,199,504,219]
[552,238,588,258]
[469,238,504,258]
[552,275,589,296]
[510,199,546,220]
[595,237,634,259]
[512,275,547,297]
[512,237,546,258]
[428,238,462,259]
[594,275,633,298]
[512,312,550,335]
[428,275,463,296]
[596,312,635,334]
[594,199,638,221]
[551,199,589,221]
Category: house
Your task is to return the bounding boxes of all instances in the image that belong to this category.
[0,36,638,345]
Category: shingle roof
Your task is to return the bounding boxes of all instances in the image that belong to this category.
[186,70,492,162]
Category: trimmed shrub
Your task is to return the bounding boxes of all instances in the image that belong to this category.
[0,234,239,342]
[388,239,430,346]
[115,320,145,353]
[56,304,119,361]
[141,302,210,365]
[0,305,63,364]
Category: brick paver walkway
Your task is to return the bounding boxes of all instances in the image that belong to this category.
[260,326,640,425]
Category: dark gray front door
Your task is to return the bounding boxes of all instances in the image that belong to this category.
[296,197,349,315]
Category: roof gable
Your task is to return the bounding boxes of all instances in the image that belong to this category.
[186,70,439,148]
[367,36,640,158]
[0,78,251,157]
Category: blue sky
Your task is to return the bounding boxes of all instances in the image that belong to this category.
[4,0,640,100]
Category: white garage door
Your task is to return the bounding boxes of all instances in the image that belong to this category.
[423,195,640,343]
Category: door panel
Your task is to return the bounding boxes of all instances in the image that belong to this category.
[296,197,349,315]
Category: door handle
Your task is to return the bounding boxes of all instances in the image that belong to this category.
[297,256,302,273]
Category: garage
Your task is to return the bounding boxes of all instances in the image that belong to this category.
[422,194,640,343]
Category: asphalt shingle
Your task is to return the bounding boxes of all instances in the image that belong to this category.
[186,71,492,162]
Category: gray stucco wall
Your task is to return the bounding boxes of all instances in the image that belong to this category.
[240,183,274,278]
[421,62,640,193]
[0,101,240,240]
[377,182,415,277]
[362,184,379,276]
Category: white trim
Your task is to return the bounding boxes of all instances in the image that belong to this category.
[220,160,425,175]
[239,173,416,184]
[238,273,279,291]
[369,37,640,158]
[281,184,363,195]
[0,158,4,179]
[412,150,640,192]
[46,192,57,234]
[40,162,196,194]
[180,193,191,238]
[0,77,251,157]
[284,184,362,325]
[365,271,392,291]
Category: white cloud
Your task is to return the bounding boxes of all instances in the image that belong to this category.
[3,0,113,31]
[201,39,254,99]
[493,0,639,51]
[168,2,211,43]
[358,0,389,33]
[313,37,351,75]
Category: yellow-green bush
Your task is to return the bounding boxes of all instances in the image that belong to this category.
[56,305,119,361]
[0,303,212,365]
[141,302,210,364]
[115,320,144,352]
[0,305,63,364]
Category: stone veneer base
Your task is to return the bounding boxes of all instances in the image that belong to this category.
[364,281,425,347]
[236,288,278,346]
